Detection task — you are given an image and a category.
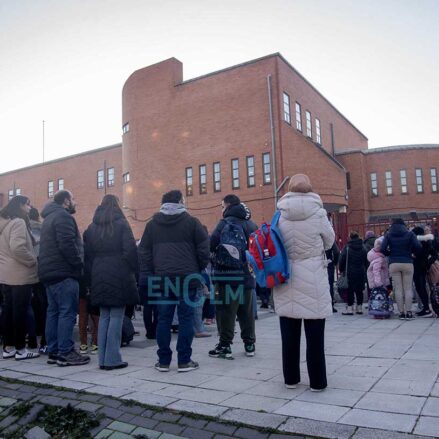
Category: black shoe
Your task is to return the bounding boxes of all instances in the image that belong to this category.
[260,303,269,309]
[47,353,60,365]
[209,343,233,359]
[399,312,406,320]
[244,343,255,357]
[171,325,179,333]
[332,307,338,313]
[146,333,156,340]
[405,311,414,320]
[416,309,432,318]
[178,360,199,372]
[57,350,90,367]
[155,362,170,372]
[102,362,128,370]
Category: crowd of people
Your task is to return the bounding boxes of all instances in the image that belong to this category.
[0,175,438,393]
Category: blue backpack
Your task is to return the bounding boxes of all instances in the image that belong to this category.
[246,211,290,288]
[214,219,248,269]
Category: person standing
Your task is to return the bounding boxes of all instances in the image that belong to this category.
[274,174,334,391]
[138,190,209,372]
[339,232,368,315]
[366,237,390,290]
[325,241,340,312]
[84,195,139,370]
[380,218,421,320]
[0,195,40,360]
[209,195,257,359]
[38,190,90,366]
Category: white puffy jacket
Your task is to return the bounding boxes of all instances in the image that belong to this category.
[273,192,335,319]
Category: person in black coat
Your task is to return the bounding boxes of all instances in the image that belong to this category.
[325,241,340,312]
[339,232,367,315]
[84,194,139,370]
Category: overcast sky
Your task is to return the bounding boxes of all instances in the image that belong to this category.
[1,0,438,173]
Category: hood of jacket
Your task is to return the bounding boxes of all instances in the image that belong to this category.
[418,234,434,242]
[348,237,364,250]
[0,217,11,235]
[223,203,247,220]
[41,201,67,219]
[388,223,408,238]
[368,248,385,263]
[277,192,323,222]
[152,210,190,226]
[92,206,125,225]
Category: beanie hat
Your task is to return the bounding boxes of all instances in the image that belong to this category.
[412,226,424,236]
[365,230,375,240]
[288,174,312,193]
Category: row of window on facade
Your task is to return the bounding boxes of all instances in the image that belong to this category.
[185,153,272,196]
[369,168,438,196]
[283,92,321,144]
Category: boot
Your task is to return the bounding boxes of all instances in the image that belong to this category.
[342,305,354,315]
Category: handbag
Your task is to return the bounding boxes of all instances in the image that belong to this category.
[336,247,349,291]
[428,260,439,285]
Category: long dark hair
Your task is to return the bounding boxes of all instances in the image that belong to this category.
[0,195,35,245]
[96,194,126,237]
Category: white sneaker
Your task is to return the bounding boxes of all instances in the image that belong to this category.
[2,348,16,359]
[342,306,354,315]
[285,384,297,389]
[310,388,325,392]
[15,349,40,361]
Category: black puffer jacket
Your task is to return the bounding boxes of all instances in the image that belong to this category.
[38,202,83,283]
[339,238,367,284]
[83,207,139,308]
[138,209,210,291]
[210,203,258,289]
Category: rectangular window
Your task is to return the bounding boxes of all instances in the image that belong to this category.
[305,111,312,138]
[8,189,14,200]
[213,162,221,192]
[232,159,240,189]
[385,171,393,195]
[416,168,423,193]
[15,188,21,196]
[185,167,193,196]
[97,170,104,189]
[122,122,129,134]
[370,172,378,197]
[107,167,115,187]
[122,172,130,183]
[263,153,271,184]
[315,118,321,144]
[283,92,291,124]
[48,181,54,198]
[58,178,64,190]
[430,168,437,192]
[199,164,207,194]
[295,102,302,131]
[346,172,351,190]
[246,156,255,187]
[400,169,408,194]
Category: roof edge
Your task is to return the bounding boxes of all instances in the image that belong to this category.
[336,144,439,156]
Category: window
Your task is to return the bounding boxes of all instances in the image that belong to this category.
[231,159,240,189]
[416,168,423,193]
[305,111,312,138]
[315,118,321,144]
[107,167,115,187]
[15,188,21,196]
[370,173,378,196]
[97,170,104,189]
[431,168,437,192]
[122,122,129,134]
[283,92,291,124]
[295,102,302,131]
[213,162,221,192]
[400,169,408,194]
[346,172,351,190]
[185,167,193,196]
[263,153,271,184]
[199,165,207,194]
[48,181,54,198]
[58,178,64,190]
[385,171,393,195]
[8,189,14,200]
[246,156,255,187]
[123,172,130,183]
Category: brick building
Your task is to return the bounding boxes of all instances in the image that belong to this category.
[0,54,437,240]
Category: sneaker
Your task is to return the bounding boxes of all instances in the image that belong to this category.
[102,362,128,370]
[399,312,406,320]
[285,384,297,389]
[79,344,88,354]
[15,349,40,361]
[57,350,90,367]
[39,345,48,355]
[356,305,363,315]
[416,309,432,318]
[2,348,16,359]
[178,360,199,372]
[47,353,59,364]
[310,387,325,392]
[342,306,354,315]
[195,332,212,338]
[155,362,170,372]
[209,343,233,359]
[244,343,256,357]
[90,345,98,354]
[405,311,414,320]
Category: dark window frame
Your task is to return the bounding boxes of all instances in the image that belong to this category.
[295,102,302,131]
[430,168,438,193]
[107,167,115,187]
[199,164,207,195]
[315,118,321,144]
[97,169,104,189]
[58,178,64,191]
[213,162,221,192]
[185,167,193,197]
[283,92,291,125]
[400,169,408,194]
[385,170,393,196]
[305,110,312,138]
[231,158,240,190]
[370,172,378,197]
[262,152,272,185]
[415,168,424,193]
[246,155,255,188]
[48,180,54,198]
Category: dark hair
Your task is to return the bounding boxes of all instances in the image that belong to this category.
[349,231,359,240]
[0,195,30,221]
[54,190,71,205]
[162,190,183,204]
[392,218,405,225]
[223,194,240,206]
[96,194,125,237]
[29,207,40,221]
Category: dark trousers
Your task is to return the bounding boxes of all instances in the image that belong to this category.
[2,284,33,350]
[202,298,216,319]
[327,265,335,304]
[215,284,255,346]
[279,317,327,390]
[31,283,48,345]
[143,300,158,338]
[347,280,364,306]
[413,269,429,310]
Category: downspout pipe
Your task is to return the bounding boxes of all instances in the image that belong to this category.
[267,75,278,208]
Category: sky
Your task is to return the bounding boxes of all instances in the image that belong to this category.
[1,0,438,173]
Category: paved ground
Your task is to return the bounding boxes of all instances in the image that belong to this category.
[1,305,438,438]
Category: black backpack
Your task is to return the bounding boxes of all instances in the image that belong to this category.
[215,219,247,269]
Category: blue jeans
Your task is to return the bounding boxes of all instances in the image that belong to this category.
[156,290,196,365]
[45,278,79,356]
[193,289,206,334]
[98,306,125,367]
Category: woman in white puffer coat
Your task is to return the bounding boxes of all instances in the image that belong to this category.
[274,174,335,392]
